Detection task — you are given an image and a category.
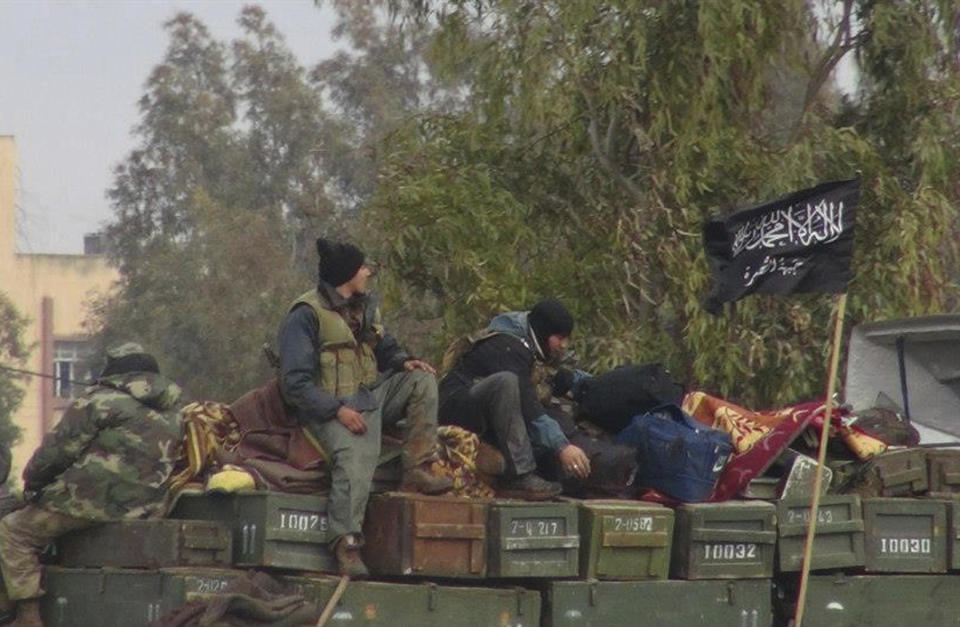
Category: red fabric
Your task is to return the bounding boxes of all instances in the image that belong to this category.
[683,392,879,501]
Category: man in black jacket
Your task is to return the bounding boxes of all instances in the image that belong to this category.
[439,299,591,499]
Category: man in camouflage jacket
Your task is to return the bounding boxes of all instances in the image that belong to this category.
[0,343,182,626]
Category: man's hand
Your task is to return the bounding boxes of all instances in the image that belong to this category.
[336,406,368,435]
[403,359,436,374]
[558,444,591,479]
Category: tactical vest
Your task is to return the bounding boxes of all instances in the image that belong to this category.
[291,289,380,398]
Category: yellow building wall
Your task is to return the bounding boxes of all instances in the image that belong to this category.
[0,136,118,481]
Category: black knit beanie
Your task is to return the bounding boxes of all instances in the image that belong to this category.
[316,238,365,287]
[529,298,574,350]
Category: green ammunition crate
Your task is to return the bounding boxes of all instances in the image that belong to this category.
[169,489,334,571]
[577,500,673,580]
[776,495,864,572]
[670,501,777,579]
[57,519,232,569]
[779,574,960,626]
[926,448,960,496]
[545,579,773,626]
[742,477,780,500]
[41,566,244,627]
[848,448,928,498]
[487,500,579,578]
[948,499,960,570]
[863,497,948,572]
[283,574,541,625]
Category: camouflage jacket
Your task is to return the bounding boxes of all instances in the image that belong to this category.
[23,371,183,520]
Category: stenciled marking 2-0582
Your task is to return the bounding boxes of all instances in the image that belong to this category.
[607,516,654,532]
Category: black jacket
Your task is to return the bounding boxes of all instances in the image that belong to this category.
[439,332,547,425]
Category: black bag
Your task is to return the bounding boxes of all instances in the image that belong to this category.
[576,363,684,433]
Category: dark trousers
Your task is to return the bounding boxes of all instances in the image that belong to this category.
[439,371,536,476]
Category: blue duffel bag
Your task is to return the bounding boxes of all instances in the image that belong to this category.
[615,404,733,502]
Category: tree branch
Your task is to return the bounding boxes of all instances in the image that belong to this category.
[789,0,858,141]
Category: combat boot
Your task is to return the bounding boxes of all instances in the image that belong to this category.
[333,534,369,578]
[497,472,562,501]
[475,443,506,476]
[11,599,42,627]
[400,462,453,495]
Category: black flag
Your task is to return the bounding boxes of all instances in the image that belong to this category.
[702,178,859,315]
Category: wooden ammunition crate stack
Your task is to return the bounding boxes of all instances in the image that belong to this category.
[362,491,489,578]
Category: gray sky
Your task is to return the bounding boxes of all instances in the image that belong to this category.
[0,0,340,254]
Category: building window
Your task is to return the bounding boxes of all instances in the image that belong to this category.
[54,341,91,399]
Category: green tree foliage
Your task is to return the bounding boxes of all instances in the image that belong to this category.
[370,0,960,406]
[0,292,30,458]
[89,192,302,402]
[94,8,331,401]
[95,4,456,398]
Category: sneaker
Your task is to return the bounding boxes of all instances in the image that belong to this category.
[497,472,562,501]
[400,463,454,495]
[333,534,369,578]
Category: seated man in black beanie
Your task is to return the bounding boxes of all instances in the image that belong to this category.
[439,298,591,500]
[277,238,453,577]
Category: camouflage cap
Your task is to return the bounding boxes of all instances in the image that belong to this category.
[106,342,147,361]
[101,342,160,377]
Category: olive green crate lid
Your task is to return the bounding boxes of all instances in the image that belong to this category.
[944,498,960,570]
[41,567,166,627]
[545,579,773,627]
[41,566,244,627]
[777,574,960,626]
[926,448,960,496]
[57,519,232,569]
[845,448,928,498]
[169,489,334,571]
[577,499,674,580]
[775,494,865,572]
[862,497,948,573]
[487,499,579,578]
[284,574,540,625]
[670,501,777,580]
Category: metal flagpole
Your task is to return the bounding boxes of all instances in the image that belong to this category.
[793,292,848,627]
